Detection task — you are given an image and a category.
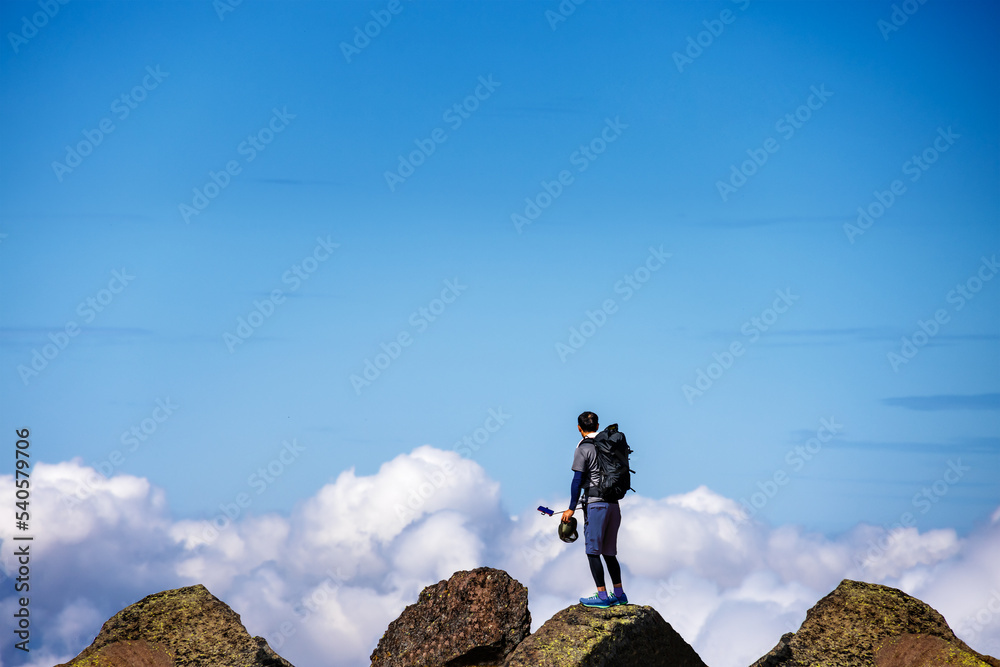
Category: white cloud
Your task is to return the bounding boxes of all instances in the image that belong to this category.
[1,449,997,667]
[892,514,1000,657]
[845,523,962,581]
[696,599,796,667]
[49,598,106,652]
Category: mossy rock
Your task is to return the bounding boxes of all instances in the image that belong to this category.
[503,604,707,667]
[750,579,1000,667]
[56,584,293,667]
[370,567,530,667]
[57,639,174,667]
[877,633,993,667]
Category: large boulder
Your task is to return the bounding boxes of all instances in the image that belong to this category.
[59,639,175,667]
[370,566,530,667]
[750,579,1000,667]
[56,584,294,667]
[876,633,993,667]
[503,604,708,667]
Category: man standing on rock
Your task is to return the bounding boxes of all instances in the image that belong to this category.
[562,411,628,608]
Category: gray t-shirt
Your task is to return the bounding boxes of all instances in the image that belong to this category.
[572,439,607,504]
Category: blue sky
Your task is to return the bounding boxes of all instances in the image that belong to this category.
[2,3,1000,666]
[2,0,998,540]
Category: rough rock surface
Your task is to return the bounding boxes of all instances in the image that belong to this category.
[876,633,992,667]
[370,567,530,667]
[503,604,707,667]
[56,584,294,667]
[749,579,1000,667]
[58,639,175,667]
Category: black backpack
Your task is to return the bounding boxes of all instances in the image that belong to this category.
[585,423,634,502]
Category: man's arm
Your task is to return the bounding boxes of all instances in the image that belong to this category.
[562,470,583,522]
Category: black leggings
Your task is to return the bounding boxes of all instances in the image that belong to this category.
[587,554,622,588]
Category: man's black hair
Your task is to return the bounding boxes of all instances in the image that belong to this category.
[578,411,599,432]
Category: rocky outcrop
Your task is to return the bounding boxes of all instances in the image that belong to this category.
[58,639,175,667]
[370,567,530,667]
[503,604,707,667]
[62,571,999,667]
[56,584,294,667]
[876,633,994,667]
[750,579,1000,667]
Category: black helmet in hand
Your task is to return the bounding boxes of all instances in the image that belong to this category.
[558,516,578,543]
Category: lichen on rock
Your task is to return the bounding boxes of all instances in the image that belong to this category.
[56,584,294,667]
[503,603,707,667]
[749,579,1000,667]
[370,566,530,667]
[877,633,993,667]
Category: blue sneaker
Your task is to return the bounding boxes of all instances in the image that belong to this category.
[611,592,628,606]
[579,593,613,608]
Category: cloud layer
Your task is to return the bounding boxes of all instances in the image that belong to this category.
[1,447,998,667]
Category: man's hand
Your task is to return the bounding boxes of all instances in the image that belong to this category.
[561,509,575,523]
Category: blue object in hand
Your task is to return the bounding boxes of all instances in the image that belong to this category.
[537,506,554,516]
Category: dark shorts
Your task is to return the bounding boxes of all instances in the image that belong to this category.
[582,501,621,556]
